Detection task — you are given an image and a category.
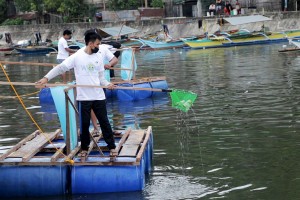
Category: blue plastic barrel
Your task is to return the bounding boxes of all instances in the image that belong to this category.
[150,80,168,97]
[116,83,152,101]
[0,165,67,197]
[105,88,117,99]
[71,159,146,194]
[144,131,153,173]
[39,88,54,104]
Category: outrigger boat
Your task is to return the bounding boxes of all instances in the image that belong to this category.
[15,46,57,55]
[289,38,300,48]
[182,15,300,49]
[133,38,185,49]
[278,37,300,52]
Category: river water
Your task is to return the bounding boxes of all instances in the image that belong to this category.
[1,43,300,200]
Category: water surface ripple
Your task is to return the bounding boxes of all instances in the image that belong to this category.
[0,44,300,199]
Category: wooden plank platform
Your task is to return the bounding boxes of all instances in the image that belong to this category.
[124,130,145,145]
[0,127,152,166]
[119,145,140,157]
[7,130,60,162]
[119,130,145,157]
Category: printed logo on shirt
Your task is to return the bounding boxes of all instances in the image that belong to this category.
[87,63,95,71]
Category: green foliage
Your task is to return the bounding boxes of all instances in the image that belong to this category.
[14,0,94,23]
[0,0,7,23]
[108,0,141,10]
[1,18,24,26]
[150,0,164,8]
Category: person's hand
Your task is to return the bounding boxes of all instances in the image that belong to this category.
[104,64,112,69]
[35,77,48,88]
[107,83,116,90]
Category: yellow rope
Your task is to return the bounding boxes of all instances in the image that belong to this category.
[0,63,74,165]
[0,91,40,99]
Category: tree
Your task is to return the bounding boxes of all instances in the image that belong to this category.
[108,0,142,10]
[0,0,8,23]
[150,0,163,8]
[14,0,93,23]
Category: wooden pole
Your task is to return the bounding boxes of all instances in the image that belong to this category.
[65,91,71,155]
[0,61,132,71]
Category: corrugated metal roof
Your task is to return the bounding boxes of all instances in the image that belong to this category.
[100,26,139,37]
[223,15,271,25]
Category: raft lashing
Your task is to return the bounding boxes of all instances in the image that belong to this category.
[0,126,153,197]
[39,77,168,103]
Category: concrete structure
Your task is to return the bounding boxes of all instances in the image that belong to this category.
[0,11,300,45]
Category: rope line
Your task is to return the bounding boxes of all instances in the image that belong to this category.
[0,63,74,165]
[0,91,40,99]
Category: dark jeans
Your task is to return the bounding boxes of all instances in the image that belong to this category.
[78,100,116,151]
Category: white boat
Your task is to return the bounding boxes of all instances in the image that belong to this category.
[289,38,300,48]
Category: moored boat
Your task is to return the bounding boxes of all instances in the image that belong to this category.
[15,46,57,55]
[134,38,185,49]
[182,15,300,49]
[289,37,300,48]
[0,45,14,51]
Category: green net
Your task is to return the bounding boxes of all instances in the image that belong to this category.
[170,89,198,112]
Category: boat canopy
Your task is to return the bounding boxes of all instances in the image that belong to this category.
[223,15,271,25]
[98,25,139,37]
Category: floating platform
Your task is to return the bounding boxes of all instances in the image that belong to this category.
[39,76,168,103]
[0,126,153,198]
[107,76,168,101]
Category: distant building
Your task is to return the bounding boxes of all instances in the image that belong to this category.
[164,0,292,18]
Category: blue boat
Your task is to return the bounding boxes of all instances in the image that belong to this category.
[134,38,185,49]
[15,46,57,55]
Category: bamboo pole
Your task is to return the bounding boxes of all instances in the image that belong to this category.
[0,81,172,92]
[0,61,132,71]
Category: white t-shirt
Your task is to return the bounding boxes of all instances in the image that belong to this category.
[46,45,114,101]
[57,37,69,60]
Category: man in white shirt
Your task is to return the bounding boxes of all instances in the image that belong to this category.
[37,32,118,158]
[57,30,76,83]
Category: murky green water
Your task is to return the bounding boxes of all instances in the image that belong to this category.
[1,44,300,200]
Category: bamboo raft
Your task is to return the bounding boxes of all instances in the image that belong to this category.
[0,126,153,197]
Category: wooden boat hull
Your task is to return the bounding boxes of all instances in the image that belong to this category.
[278,48,300,52]
[0,47,14,51]
[15,47,56,55]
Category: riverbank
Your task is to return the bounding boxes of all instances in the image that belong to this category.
[0,11,300,45]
